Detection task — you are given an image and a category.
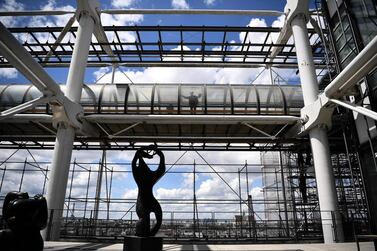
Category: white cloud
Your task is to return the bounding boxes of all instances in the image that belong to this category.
[240,18,267,44]
[111,0,136,8]
[172,0,189,9]
[204,0,216,6]
[0,68,18,78]
[0,0,24,26]
[156,187,191,199]
[123,188,138,199]
[91,14,299,86]
[101,13,143,26]
[272,15,285,28]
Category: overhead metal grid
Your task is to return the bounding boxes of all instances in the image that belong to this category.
[0,25,328,68]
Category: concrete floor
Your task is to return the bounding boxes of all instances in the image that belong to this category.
[44,241,375,251]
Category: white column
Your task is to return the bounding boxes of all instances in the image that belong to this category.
[45,12,95,241]
[291,14,344,243]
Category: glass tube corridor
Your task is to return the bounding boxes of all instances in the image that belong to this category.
[0,84,304,116]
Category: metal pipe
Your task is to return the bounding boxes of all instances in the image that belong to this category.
[329,98,377,121]
[324,35,377,99]
[0,10,74,16]
[279,151,290,237]
[0,22,63,96]
[0,8,284,17]
[44,9,95,241]
[291,14,344,243]
[101,9,284,16]
[93,150,105,223]
[0,61,325,68]
[84,114,301,125]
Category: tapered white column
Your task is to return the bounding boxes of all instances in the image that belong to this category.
[291,14,344,243]
[45,11,95,241]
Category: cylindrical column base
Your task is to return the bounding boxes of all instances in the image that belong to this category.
[309,127,344,243]
[43,126,75,240]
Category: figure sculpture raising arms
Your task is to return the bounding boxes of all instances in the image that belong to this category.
[132,145,165,237]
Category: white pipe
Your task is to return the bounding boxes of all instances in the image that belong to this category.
[0,96,51,120]
[101,9,284,16]
[45,11,95,241]
[0,22,63,97]
[0,10,74,16]
[329,98,377,121]
[291,14,344,243]
[324,35,377,98]
[35,61,318,69]
[0,114,52,123]
[0,9,283,17]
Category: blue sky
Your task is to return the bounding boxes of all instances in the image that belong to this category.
[0,0,314,220]
[0,0,312,85]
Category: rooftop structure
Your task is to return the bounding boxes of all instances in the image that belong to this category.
[0,0,376,247]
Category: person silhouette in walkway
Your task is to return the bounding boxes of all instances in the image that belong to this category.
[182,91,202,114]
[132,145,165,237]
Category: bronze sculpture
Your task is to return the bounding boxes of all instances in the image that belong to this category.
[132,145,165,237]
[0,191,47,251]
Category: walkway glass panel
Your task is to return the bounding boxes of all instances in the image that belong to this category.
[0,84,304,116]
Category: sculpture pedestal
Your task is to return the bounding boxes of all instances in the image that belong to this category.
[123,236,163,251]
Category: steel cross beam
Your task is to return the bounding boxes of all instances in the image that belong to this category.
[1,25,325,69]
[0,8,284,17]
[0,21,84,129]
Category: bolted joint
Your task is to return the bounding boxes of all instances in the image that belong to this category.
[284,0,310,27]
[50,96,99,136]
[50,97,83,130]
[76,0,101,24]
[298,93,335,135]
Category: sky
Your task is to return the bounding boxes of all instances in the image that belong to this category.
[0,0,316,220]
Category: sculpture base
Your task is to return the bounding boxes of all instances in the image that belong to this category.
[123,236,163,251]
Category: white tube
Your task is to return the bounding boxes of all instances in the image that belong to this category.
[291,14,344,243]
[45,12,95,241]
[324,35,377,98]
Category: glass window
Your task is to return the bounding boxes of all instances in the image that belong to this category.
[98,84,126,113]
[257,86,285,115]
[232,86,259,114]
[126,84,153,114]
[281,86,303,115]
[206,85,232,114]
[350,0,377,45]
[153,85,179,114]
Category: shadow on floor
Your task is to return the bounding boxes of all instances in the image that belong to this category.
[44,242,115,250]
[168,246,302,251]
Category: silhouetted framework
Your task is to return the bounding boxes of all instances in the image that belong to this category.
[0,150,369,242]
[0,26,329,69]
[0,0,376,245]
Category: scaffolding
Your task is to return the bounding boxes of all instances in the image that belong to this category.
[0,145,370,242]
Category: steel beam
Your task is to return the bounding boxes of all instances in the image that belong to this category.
[0,96,51,120]
[0,21,63,97]
[329,98,377,121]
[0,9,284,17]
